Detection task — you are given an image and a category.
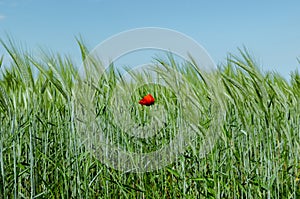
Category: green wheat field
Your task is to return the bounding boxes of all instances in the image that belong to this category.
[0,38,299,198]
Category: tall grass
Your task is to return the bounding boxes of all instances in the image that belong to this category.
[0,38,299,198]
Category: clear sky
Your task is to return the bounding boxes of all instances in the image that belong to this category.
[0,0,299,80]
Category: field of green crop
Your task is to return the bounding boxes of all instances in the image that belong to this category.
[0,38,299,198]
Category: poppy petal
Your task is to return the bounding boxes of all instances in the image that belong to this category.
[139,94,155,106]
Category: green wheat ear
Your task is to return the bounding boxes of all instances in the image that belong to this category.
[0,37,299,198]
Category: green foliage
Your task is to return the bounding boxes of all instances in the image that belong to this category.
[0,39,299,198]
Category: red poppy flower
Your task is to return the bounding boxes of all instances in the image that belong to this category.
[139,94,155,106]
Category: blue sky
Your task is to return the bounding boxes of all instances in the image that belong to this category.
[0,0,299,80]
